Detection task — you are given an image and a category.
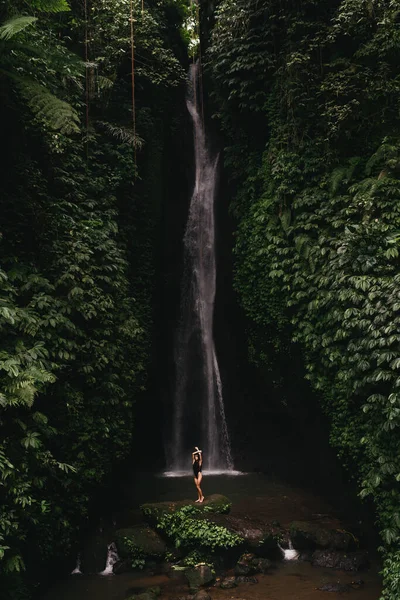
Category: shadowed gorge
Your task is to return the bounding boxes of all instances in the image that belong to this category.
[1,1,400,599]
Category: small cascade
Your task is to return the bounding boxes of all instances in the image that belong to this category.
[99,542,119,576]
[278,539,299,561]
[71,554,82,575]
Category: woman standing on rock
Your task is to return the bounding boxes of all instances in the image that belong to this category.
[192,447,204,503]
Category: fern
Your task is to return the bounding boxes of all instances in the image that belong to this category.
[98,121,144,148]
[29,0,71,13]
[20,80,80,134]
[0,17,37,41]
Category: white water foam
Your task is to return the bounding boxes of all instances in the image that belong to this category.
[71,554,82,575]
[99,542,119,576]
[161,469,245,478]
[278,539,299,561]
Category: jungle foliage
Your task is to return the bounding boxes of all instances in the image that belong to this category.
[207,1,400,597]
[0,0,187,596]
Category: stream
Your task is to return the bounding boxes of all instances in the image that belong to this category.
[42,472,382,600]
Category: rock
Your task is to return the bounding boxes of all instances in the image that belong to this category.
[290,521,355,551]
[317,580,364,593]
[298,551,313,562]
[115,526,166,561]
[220,576,237,589]
[252,557,272,573]
[234,553,272,576]
[141,495,232,525]
[168,565,188,582]
[236,576,259,584]
[185,565,214,591]
[126,591,160,600]
[234,553,257,575]
[193,591,211,600]
[205,514,283,554]
[312,550,369,571]
[113,558,132,574]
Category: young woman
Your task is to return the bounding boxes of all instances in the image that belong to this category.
[192,446,204,503]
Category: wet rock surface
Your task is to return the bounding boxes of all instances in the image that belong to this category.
[184,565,214,591]
[234,553,272,575]
[115,525,166,560]
[236,575,259,584]
[141,495,231,525]
[126,586,161,600]
[290,521,356,551]
[312,550,369,571]
[204,514,283,554]
[219,576,237,589]
[317,580,364,593]
[193,590,212,600]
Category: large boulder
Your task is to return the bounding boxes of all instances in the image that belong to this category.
[234,553,256,575]
[185,565,215,591]
[290,521,355,551]
[312,549,369,571]
[234,553,272,575]
[115,525,166,562]
[141,495,231,525]
[205,514,283,555]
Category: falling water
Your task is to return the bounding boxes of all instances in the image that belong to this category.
[278,539,299,561]
[167,63,233,473]
[99,543,119,576]
[71,554,82,575]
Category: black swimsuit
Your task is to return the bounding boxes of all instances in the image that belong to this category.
[193,461,202,477]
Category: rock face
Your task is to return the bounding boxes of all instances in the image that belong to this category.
[290,521,355,551]
[312,550,369,571]
[141,494,231,525]
[115,525,166,560]
[185,565,215,591]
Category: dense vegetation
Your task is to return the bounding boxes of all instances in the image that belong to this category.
[207,1,400,597]
[0,0,187,596]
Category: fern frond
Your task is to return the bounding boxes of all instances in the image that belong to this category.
[29,0,71,13]
[20,80,80,134]
[0,17,37,41]
[97,121,144,148]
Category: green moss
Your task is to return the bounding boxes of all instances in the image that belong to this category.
[115,526,166,569]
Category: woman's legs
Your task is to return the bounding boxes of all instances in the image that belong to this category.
[194,477,201,501]
[197,473,204,502]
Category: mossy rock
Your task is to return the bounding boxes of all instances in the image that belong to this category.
[185,564,215,591]
[289,521,355,551]
[141,494,231,525]
[204,514,283,556]
[115,525,166,560]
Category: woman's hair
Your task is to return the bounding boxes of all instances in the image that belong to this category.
[194,453,199,460]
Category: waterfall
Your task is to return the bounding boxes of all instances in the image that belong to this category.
[99,542,119,576]
[167,62,233,473]
[278,539,299,561]
[71,554,82,575]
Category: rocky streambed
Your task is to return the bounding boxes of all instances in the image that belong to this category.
[42,474,382,600]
